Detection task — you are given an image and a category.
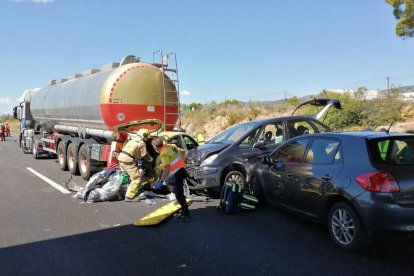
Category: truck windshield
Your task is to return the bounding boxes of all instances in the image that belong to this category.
[208,122,259,144]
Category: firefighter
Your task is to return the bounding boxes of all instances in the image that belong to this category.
[117,128,153,202]
[0,124,5,141]
[151,136,191,222]
[5,123,10,137]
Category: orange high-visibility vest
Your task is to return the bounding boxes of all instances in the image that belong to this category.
[157,144,186,174]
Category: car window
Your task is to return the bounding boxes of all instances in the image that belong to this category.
[286,119,315,139]
[257,121,284,145]
[272,138,310,163]
[239,127,261,149]
[309,119,331,133]
[183,136,198,151]
[305,138,341,164]
[370,138,414,165]
[167,136,183,149]
[209,121,259,144]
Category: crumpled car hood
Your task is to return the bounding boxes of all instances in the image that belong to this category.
[186,143,230,164]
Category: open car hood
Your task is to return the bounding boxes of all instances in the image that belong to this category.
[292,98,342,120]
[187,143,230,164]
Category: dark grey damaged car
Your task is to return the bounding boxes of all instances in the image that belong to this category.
[185,99,341,191]
[250,131,414,251]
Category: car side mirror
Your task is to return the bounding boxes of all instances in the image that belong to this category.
[254,139,266,148]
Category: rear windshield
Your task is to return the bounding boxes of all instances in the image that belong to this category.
[369,137,414,165]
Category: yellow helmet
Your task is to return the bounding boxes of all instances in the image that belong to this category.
[137,128,150,139]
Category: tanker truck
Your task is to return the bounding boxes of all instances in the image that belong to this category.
[13,53,180,180]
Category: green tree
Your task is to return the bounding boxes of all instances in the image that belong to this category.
[386,0,414,38]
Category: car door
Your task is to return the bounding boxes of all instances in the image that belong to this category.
[264,137,311,210]
[238,121,284,171]
[295,138,343,218]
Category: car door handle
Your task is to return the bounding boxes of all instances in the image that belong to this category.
[322,175,332,181]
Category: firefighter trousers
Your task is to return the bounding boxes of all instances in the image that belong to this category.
[119,161,145,199]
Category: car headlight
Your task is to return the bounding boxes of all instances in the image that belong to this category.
[200,154,218,166]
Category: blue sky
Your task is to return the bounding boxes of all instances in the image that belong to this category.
[0,0,413,114]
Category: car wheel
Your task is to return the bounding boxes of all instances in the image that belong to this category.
[224,170,245,187]
[67,143,79,175]
[78,144,91,180]
[57,142,68,171]
[328,202,371,251]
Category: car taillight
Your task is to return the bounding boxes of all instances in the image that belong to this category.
[355,171,400,193]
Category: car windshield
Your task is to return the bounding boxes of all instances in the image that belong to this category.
[208,121,259,144]
[369,137,414,165]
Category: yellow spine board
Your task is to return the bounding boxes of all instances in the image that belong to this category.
[134,199,192,226]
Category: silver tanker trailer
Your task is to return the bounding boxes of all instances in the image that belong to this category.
[13,52,180,179]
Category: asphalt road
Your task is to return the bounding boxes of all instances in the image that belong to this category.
[1,135,414,276]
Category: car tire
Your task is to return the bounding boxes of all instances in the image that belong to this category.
[57,142,68,171]
[67,143,79,175]
[224,170,245,187]
[78,144,91,180]
[328,202,371,251]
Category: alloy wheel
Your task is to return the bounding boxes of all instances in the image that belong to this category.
[331,208,355,245]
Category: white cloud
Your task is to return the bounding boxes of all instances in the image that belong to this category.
[180,90,191,97]
[0,96,13,105]
[0,96,19,115]
[8,0,55,4]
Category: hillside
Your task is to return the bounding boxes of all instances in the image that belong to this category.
[181,90,414,141]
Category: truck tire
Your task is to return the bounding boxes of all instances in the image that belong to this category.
[57,142,68,171]
[78,144,91,180]
[67,143,79,175]
[21,140,29,154]
[32,140,39,159]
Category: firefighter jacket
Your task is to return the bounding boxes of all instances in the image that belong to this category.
[118,139,152,164]
[156,144,186,175]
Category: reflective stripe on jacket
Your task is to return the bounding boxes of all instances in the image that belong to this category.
[157,144,186,175]
[117,139,152,163]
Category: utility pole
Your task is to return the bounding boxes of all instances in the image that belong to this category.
[386,76,390,91]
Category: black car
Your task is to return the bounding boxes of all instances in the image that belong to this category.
[250,131,414,251]
[186,99,341,191]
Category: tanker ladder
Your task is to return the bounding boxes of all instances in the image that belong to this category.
[153,51,180,131]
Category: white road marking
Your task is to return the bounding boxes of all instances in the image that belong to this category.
[26,167,70,194]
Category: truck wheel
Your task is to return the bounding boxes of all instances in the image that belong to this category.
[78,144,91,180]
[32,140,39,159]
[21,140,29,154]
[57,142,68,171]
[224,170,245,187]
[67,143,79,175]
